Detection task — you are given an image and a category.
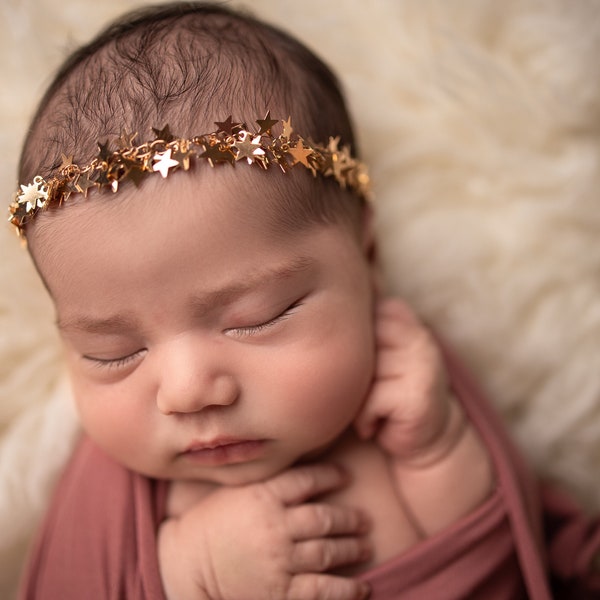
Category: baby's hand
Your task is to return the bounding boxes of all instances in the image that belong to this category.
[158,463,372,600]
[354,298,493,535]
[354,298,462,466]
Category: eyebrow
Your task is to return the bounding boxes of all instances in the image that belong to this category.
[57,255,315,335]
[56,313,142,335]
[190,255,315,313]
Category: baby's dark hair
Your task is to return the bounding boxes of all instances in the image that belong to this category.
[20,2,364,231]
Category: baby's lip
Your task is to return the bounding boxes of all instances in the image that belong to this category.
[184,437,251,453]
[182,438,267,466]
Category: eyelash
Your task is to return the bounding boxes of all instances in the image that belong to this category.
[84,349,146,370]
[227,301,302,337]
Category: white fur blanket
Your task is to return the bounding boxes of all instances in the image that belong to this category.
[1,1,599,597]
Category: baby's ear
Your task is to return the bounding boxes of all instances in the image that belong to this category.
[359,203,377,264]
[358,203,384,296]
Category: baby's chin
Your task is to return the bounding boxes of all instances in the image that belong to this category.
[171,460,300,488]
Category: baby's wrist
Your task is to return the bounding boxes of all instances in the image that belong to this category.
[392,395,494,536]
[158,518,212,600]
[398,391,468,469]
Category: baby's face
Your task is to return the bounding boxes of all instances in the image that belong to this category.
[30,168,376,485]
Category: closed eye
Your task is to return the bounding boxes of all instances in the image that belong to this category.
[225,300,303,338]
[83,348,147,370]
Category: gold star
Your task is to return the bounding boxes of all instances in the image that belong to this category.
[332,144,353,183]
[75,172,96,196]
[124,161,148,187]
[327,136,341,154]
[152,125,174,143]
[64,178,79,194]
[9,202,28,224]
[288,139,313,168]
[256,111,278,135]
[17,179,48,212]
[59,154,74,172]
[97,141,112,162]
[152,149,179,178]
[200,143,235,167]
[215,116,240,136]
[282,117,294,140]
[319,153,334,176]
[233,133,265,164]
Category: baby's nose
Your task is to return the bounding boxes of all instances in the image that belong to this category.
[155,338,239,414]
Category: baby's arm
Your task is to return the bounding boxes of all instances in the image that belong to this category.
[355,298,494,536]
[158,463,372,600]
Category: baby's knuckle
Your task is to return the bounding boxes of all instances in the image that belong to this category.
[295,468,319,492]
[286,575,318,600]
[314,542,334,570]
[313,504,334,534]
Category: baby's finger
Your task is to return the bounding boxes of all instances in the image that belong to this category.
[290,537,373,573]
[288,573,370,600]
[353,396,382,441]
[264,463,349,506]
[353,376,403,440]
[376,298,419,329]
[286,503,370,540]
[375,299,433,350]
[376,297,417,321]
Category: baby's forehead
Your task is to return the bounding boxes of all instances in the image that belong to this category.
[27,166,364,310]
[27,165,319,247]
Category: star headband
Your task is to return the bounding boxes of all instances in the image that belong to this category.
[8,113,371,238]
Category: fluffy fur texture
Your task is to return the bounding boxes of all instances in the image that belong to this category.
[1,0,599,597]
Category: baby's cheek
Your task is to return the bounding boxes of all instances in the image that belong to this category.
[314,342,374,418]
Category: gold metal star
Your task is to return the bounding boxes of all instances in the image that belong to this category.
[59,154,74,172]
[256,111,278,135]
[319,151,334,176]
[75,172,96,196]
[63,178,79,195]
[233,133,265,164]
[96,141,112,163]
[326,136,345,180]
[9,202,28,224]
[288,139,313,168]
[327,136,341,155]
[17,178,48,212]
[152,125,174,143]
[152,149,179,178]
[215,116,240,136]
[332,144,353,183]
[124,161,148,187]
[200,143,235,167]
[282,117,294,140]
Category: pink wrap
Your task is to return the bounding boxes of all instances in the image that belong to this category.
[19,350,600,599]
